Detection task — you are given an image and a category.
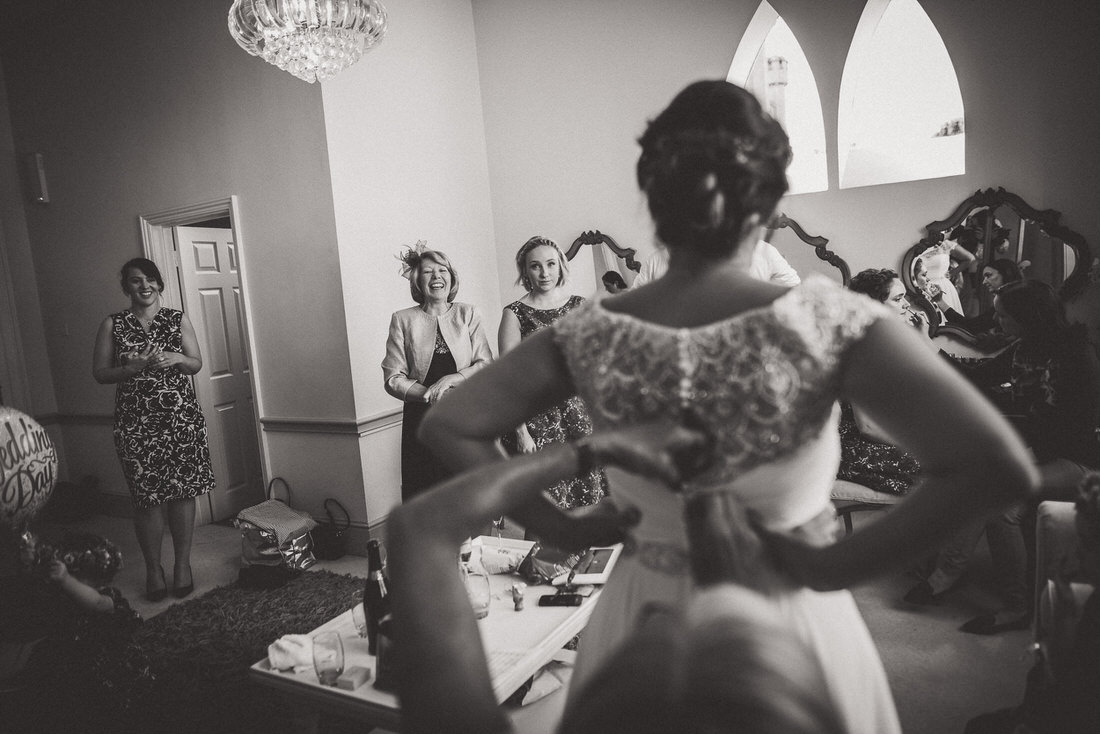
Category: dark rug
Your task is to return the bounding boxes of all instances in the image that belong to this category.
[25,570,365,734]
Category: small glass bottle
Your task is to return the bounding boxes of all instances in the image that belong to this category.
[363,539,390,656]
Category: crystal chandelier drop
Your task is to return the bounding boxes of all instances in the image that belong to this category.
[228,0,388,84]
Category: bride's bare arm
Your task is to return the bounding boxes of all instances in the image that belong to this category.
[775,316,1037,590]
[419,329,608,546]
[421,329,573,463]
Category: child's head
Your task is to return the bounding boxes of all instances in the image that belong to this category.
[560,584,842,734]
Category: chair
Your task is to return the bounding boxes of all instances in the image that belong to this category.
[831,479,902,535]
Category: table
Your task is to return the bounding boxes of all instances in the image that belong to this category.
[249,538,599,731]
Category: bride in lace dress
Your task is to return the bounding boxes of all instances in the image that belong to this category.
[422,81,1035,734]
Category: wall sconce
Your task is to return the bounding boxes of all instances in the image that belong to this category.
[25,152,49,204]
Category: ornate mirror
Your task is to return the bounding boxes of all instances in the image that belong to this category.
[565,230,642,294]
[764,213,850,286]
[900,187,1092,342]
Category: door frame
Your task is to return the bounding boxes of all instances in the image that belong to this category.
[138,196,268,521]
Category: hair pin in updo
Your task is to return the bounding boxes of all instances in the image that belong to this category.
[396,240,429,281]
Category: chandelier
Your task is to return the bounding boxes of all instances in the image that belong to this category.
[228,0,388,84]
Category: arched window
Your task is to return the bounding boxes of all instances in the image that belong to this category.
[838,0,965,189]
[728,2,828,194]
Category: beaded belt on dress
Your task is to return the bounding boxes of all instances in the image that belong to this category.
[628,502,840,577]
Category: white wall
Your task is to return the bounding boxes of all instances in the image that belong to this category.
[322,0,501,519]
[471,0,1100,289]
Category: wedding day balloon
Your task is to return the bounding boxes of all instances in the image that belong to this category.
[0,406,58,529]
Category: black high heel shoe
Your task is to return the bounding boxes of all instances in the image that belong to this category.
[959,611,1031,635]
[173,564,194,599]
[146,566,167,602]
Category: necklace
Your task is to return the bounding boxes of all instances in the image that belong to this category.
[133,309,159,327]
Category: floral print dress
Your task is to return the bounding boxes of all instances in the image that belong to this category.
[501,296,608,509]
[110,308,215,508]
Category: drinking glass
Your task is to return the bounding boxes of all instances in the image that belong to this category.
[462,563,491,619]
[312,631,344,686]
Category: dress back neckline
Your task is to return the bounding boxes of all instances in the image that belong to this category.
[593,276,818,333]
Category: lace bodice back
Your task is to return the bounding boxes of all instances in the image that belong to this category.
[554,276,889,518]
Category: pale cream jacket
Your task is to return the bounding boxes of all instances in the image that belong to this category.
[382,302,493,400]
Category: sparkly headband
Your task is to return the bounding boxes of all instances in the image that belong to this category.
[396,240,429,281]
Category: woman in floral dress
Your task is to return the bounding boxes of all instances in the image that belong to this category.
[499,236,607,509]
[92,258,215,601]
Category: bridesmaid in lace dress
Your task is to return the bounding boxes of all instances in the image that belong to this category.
[499,236,607,509]
[422,80,1035,734]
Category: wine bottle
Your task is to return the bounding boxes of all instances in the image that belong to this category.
[363,539,390,656]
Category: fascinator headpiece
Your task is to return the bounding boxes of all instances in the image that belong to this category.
[396,240,429,281]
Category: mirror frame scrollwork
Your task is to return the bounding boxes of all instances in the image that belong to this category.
[765,212,851,286]
[900,187,1093,342]
[565,230,642,273]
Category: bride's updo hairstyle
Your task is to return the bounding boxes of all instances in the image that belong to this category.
[637,80,791,257]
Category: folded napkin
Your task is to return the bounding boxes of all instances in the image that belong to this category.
[479,546,525,575]
[268,634,314,672]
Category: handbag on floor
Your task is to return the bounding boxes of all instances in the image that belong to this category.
[235,477,318,571]
[312,498,351,561]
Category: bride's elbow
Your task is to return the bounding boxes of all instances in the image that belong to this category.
[972,448,1039,504]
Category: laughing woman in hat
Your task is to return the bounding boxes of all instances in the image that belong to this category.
[382,243,493,501]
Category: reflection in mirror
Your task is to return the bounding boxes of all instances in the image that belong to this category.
[901,187,1092,346]
[764,213,850,286]
[565,230,641,296]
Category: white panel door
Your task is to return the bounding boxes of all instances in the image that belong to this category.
[174,226,263,521]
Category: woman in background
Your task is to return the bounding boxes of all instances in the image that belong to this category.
[926,258,1023,334]
[918,237,976,315]
[92,258,214,601]
[850,268,929,331]
[382,244,493,501]
[601,270,628,294]
[907,280,1099,630]
[842,269,924,496]
[498,236,607,509]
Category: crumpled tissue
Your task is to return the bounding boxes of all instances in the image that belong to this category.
[268,633,314,672]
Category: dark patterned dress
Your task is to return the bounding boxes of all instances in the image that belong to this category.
[837,402,921,495]
[501,296,607,509]
[110,308,215,509]
[400,326,458,501]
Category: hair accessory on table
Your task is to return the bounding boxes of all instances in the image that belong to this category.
[396,240,429,280]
